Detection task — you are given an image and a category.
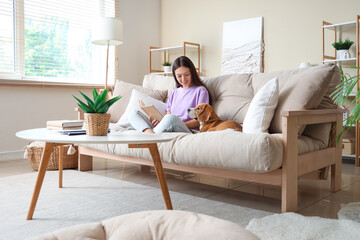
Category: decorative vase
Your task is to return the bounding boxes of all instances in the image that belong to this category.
[84,113,110,136]
[337,50,350,60]
[163,66,171,73]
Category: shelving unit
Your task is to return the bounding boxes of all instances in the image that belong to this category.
[322,16,360,166]
[149,41,200,74]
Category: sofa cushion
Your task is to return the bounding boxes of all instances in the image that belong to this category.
[252,64,337,134]
[243,77,279,133]
[108,80,168,123]
[86,126,327,173]
[203,74,253,124]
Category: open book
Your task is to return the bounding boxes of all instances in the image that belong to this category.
[139,100,164,122]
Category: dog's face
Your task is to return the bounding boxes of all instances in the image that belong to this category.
[187,103,213,123]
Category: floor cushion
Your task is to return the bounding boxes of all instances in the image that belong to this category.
[28,210,260,240]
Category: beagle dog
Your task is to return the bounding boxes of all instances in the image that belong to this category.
[188,103,242,132]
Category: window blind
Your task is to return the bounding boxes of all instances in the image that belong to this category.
[0,0,15,73]
[0,0,118,85]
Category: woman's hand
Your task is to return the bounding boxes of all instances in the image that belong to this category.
[150,118,160,127]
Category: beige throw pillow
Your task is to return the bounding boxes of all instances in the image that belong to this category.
[269,64,336,134]
[108,80,168,123]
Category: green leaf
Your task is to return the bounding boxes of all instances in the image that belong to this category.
[97,104,109,113]
[92,88,98,100]
[94,89,107,108]
[95,100,106,111]
[332,66,360,142]
[78,90,96,112]
[105,95,122,108]
[77,102,93,113]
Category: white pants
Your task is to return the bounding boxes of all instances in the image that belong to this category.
[128,110,192,134]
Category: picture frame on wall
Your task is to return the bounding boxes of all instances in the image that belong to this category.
[222,17,264,75]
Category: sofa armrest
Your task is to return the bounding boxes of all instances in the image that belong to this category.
[280,108,343,212]
[75,107,84,120]
[281,109,345,124]
[281,108,344,146]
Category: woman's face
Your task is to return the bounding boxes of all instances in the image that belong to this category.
[175,66,192,88]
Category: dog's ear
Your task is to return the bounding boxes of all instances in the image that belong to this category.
[197,104,211,122]
[203,105,211,122]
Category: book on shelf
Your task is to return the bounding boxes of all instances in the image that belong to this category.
[46,120,84,129]
[139,100,164,122]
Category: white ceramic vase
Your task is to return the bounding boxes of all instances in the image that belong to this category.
[337,50,350,60]
[163,66,171,73]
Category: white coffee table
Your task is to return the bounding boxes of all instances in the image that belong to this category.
[16,128,174,220]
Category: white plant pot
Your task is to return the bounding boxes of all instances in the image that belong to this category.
[163,66,171,73]
[337,50,350,60]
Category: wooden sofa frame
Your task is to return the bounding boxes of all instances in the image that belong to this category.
[76,108,343,213]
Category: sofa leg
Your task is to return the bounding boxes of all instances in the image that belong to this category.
[331,160,342,192]
[331,114,342,192]
[281,115,298,213]
[281,174,298,213]
[78,154,93,171]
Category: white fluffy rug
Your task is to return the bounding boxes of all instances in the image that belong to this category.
[0,170,272,240]
[246,212,360,240]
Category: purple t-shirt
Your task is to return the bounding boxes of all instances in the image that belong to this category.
[166,85,210,122]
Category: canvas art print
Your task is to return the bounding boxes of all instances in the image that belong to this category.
[222,17,264,74]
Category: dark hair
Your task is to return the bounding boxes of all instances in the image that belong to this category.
[172,56,212,104]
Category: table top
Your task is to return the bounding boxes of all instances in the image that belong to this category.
[16,128,174,144]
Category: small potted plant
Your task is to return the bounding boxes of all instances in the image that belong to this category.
[162,61,172,73]
[332,38,354,60]
[73,89,121,136]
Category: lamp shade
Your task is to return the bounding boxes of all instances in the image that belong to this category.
[91,17,123,45]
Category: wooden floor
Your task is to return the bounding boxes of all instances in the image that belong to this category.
[1,157,359,218]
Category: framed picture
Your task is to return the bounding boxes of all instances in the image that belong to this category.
[222,17,264,75]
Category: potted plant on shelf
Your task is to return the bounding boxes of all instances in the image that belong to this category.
[332,38,354,60]
[73,89,121,136]
[331,66,360,140]
[162,61,172,73]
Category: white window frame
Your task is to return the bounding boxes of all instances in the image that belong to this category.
[0,0,118,87]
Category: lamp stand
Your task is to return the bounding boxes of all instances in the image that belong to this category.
[105,43,109,90]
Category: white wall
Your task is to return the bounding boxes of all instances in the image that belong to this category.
[161,0,360,77]
[0,0,160,154]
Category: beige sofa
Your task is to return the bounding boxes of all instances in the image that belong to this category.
[77,64,343,213]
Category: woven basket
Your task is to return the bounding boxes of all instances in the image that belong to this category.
[84,113,110,136]
[27,145,78,171]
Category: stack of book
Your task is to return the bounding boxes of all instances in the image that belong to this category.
[46,120,84,130]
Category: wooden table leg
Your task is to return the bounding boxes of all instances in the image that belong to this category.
[148,144,173,210]
[27,142,54,220]
[58,145,63,188]
[128,143,173,210]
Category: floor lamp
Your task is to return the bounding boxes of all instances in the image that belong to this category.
[91,17,123,91]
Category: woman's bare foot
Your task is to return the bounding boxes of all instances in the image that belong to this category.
[143,128,154,134]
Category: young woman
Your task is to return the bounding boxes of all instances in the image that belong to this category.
[129,56,211,134]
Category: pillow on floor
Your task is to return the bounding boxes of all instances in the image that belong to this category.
[243,77,279,134]
[107,80,168,123]
[116,89,167,128]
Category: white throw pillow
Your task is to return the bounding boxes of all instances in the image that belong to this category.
[116,89,167,127]
[243,77,279,134]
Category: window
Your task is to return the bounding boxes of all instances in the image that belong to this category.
[0,0,118,85]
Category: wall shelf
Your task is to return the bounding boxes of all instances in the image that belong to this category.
[149,41,200,75]
[322,16,360,166]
